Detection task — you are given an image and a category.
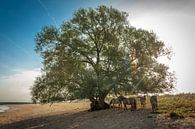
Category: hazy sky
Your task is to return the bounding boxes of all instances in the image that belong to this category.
[0,0,194,101]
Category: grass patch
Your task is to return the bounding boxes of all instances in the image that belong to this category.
[157,93,195,118]
[106,93,195,118]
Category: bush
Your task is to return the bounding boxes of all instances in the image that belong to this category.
[170,112,184,119]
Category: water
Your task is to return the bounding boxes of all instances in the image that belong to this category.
[0,105,10,113]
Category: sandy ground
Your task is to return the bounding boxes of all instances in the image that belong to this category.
[0,101,194,129]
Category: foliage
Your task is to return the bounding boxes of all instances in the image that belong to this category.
[31,6,175,103]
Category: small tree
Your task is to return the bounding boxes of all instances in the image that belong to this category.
[32,6,175,110]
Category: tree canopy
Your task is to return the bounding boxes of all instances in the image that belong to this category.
[31,6,175,104]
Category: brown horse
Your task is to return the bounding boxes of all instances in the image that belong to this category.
[137,95,146,108]
[150,95,158,112]
[123,97,137,111]
[109,98,121,108]
[109,95,126,109]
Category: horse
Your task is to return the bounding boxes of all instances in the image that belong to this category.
[137,95,146,108]
[150,95,158,112]
[109,98,122,108]
[109,95,126,109]
[123,97,137,111]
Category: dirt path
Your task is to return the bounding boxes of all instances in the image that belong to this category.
[62,109,157,129]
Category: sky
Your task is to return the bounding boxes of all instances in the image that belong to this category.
[0,0,194,101]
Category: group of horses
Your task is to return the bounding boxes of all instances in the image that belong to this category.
[109,95,158,112]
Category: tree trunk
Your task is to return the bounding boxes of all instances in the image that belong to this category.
[89,97,110,111]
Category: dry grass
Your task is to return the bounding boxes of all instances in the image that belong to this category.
[107,93,195,118]
[157,93,195,118]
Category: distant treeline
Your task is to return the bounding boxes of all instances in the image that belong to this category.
[0,102,32,105]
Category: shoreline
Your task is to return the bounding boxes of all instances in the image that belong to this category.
[0,101,90,126]
[0,105,10,113]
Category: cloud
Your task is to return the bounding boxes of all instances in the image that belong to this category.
[113,0,195,13]
[0,68,41,102]
[113,0,195,93]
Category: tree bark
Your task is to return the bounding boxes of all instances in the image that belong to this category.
[89,97,110,111]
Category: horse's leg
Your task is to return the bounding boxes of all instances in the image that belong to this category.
[119,102,122,109]
[124,104,127,110]
[152,104,154,112]
[155,103,158,112]
[131,104,133,111]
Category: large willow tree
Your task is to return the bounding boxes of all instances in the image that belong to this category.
[31,6,175,109]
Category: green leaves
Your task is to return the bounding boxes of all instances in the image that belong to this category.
[32,5,175,103]
[35,26,58,53]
